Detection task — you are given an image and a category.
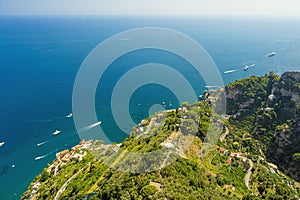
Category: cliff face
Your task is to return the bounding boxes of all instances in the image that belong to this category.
[272,72,300,107]
[225,74,274,115]
[22,72,300,200]
[226,72,300,181]
[268,72,300,181]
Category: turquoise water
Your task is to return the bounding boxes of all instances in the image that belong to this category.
[0,16,299,199]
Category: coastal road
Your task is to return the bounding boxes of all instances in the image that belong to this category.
[220,126,229,142]
[54,162,90,200]
[229,152,254,190]
[219,126,254,190]
[244,157,254,190]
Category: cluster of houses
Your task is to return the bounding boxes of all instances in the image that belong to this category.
[222,151,244,164]
[131,119,150,137]
[46,140,93,175]
[132,111,169,138]
[27,141,93,200]
[221,149,281,176]
[28,182,42,200]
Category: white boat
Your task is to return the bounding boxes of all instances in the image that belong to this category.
[267,51,276,57]
[243,65,249,71]
[0,142,4,147]
[66,113,73,118]
[52,130,61,136]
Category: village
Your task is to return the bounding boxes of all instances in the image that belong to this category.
[28,140,94,200]
[45,140,94,175]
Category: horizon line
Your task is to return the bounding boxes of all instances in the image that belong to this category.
[1,13,300,18]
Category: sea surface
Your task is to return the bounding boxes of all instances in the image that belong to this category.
[0,15,299,199]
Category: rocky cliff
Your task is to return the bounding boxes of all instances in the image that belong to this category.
[22,72,300,200]
[226,71,300,182]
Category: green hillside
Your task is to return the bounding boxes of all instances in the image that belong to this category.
[22,72,300,200]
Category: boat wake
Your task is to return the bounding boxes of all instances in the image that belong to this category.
[29,113,73,123]
[27,119,54,123]
[23,112,74,123]
[34,155,47,161]
[224,69,237,74]
[51,116,65,120]
[37,140,50,147]
[34,149,58,161]
[78,121,102,134]
[224,63,256,74]
[205,85,222,89]
[27,116,63,123]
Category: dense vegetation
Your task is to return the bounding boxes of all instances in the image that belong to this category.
[225,71,300,181]
[22,72,300,200]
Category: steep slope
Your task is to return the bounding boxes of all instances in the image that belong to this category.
[267,72,300,181]
[22,72,300,200]
[226,72,300,182]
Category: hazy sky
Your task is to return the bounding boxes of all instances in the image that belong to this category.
[1,0,300,16]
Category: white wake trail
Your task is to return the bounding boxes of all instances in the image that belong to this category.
[34,149,58,161]
[224,69,237,74]
[37,140,50,147]
[78,121,102,134]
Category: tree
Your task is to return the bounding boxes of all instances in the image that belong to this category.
[140,185,157,198]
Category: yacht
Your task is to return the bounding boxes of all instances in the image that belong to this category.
[66,113,73,118]
[52,130,61,136]
[267,51,276,57]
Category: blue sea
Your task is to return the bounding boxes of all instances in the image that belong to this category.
[0,15,299,199]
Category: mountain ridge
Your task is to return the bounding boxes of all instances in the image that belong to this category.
[22,72,300,200]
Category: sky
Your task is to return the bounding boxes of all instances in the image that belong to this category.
[1,0,300,16]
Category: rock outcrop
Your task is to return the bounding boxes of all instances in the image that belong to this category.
[226,71,300,181]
